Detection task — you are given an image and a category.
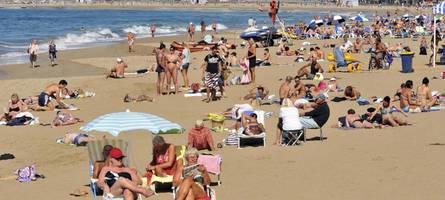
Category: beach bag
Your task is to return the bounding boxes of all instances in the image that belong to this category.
[15,164,36,182]
[419,46,427,55]
[225,133,238,146]
[241,72,250,84]
[191,83,200,93]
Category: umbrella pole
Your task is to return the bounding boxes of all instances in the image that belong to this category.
[433,13,436,68]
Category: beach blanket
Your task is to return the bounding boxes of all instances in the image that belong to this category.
[197,154,222,175]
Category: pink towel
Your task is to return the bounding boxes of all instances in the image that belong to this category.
[198,154,222,175]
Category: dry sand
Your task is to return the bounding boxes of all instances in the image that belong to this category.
[0,27,445,200]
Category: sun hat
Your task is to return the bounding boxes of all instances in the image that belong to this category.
[116,57,123,63]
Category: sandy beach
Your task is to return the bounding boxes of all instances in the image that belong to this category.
[1,8,445,200]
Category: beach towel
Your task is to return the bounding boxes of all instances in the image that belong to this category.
[357,97,370,106]
[197,154,222,175]
[331,97,347,102]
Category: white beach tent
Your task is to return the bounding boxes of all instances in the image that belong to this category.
[433,1,445,68]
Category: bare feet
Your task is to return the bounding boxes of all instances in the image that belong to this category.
[141,188,155,197]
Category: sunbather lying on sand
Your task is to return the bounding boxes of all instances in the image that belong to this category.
[370,96,408,127]
[345,109,374,128]
[58,132,95,146]
[123,94,155,103]
[242,85,269,101]
[51,110,83,128]
[344,86,361,100]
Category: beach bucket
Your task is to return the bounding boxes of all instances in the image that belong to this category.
[208,113,225,129]
[328,63,336,73]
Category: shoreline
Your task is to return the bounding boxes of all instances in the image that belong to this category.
[0,2,428,14]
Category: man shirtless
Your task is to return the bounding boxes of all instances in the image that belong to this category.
[34,80,68,111]
[400,80,419,112]
[242,85,269,101]
[155,43,166,96]
[106,58,127,79]
[291,77,307,98]
[296,58,324,80]
[164,47,180,95]
[187,22,195,42]
[279,76,293,104]
[416,77,437,111]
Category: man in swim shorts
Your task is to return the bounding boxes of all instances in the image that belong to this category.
[155,43,167,95]
[127,32,135,52]
[35,80,68,111]
[106,58,128,79]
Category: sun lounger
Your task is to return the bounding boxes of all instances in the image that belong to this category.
[237,110,266,148]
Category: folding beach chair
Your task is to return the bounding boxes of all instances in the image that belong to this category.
[86,139,130,199]
[281,129,305,146]
[303,127,324,142]
[237,110,266,148]
[143,145,186,196]
[198,154,222,185]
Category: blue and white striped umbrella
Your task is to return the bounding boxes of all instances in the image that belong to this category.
[434,1,445,14]
[80,112,182,136]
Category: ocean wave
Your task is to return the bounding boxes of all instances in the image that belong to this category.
[0,51,28,58]
[54,28,120,50]
[122,23,228,37]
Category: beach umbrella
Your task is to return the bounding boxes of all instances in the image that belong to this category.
[333,15,345,23]
[80,111,182,136]
[308,19,324,26]
[350,15,369,22]
[402,13,413,18]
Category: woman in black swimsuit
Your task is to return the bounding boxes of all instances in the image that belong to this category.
[247,39,257,84]
[98,148,154,199]
[1,93,27,122]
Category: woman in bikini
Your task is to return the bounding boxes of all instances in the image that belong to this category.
[370,96,408,127]
[173,147,211,200]
[145,136,180,179]
[242,113,265,135]
[98,148,154,199]
[51,110,83,128]
[1,93,27,122]
[165,47,180,95]
[345,109,373,128]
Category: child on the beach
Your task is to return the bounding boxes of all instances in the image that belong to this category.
[221,64,232,87]
[228,52,240,67]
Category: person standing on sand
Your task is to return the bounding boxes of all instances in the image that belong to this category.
[279,76,293,105]
[202,46,222,103]
[187,22,195,42]
[150,24,156,38]
[28,40,38,68]
[246,39,257,84]
[48,40,57,67]
[127,32,135,52]
[156,43,167,96]
[165,47,180,95]
[180,42,191,89]
[200,20,206,38]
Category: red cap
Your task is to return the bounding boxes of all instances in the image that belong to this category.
[109,148,125,159]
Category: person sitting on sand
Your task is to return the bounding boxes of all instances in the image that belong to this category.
[123,94,154,103]
[165,47,180,95]
[353,38,364,53]
[98,148,154,199]
[344,86,361,100]
[188,120,215,151]
[327,77,339,92]
[106,58,128,79]
[416,77,437,111]
[146,136,180,179]
[1,93,28,122]
[51,110,83,128]
[314,46,325,60]
[32,80,68,111]
[93,145,113,179]
[345,109,374,128]
[400,80,420,113]
[173,147,211,200]
[256,48,272,66]
[370,96,408,127]
[242,113,265,135]
[299,93,330,129]
[279,76,294,104]
[242,85,269,101]
[59,132,95,146]
[291,77,307,98]
[296,57,324,80]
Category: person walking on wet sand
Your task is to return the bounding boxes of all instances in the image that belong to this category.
[48,40,57,67]
[187,22,195,42]
[127,32,135,52]
[150,24,156,38]
[28,40,38,68]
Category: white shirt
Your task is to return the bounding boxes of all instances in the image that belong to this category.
[248,18,254,27]
[182,48,190,65]
[279,107,303,131]
[343,40,353,50]
[204,35,212,44]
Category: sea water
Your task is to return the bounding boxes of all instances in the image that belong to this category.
[0,7,359,65]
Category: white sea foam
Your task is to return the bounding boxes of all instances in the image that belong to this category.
[122,23,228,37]
[54,28,120,50]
